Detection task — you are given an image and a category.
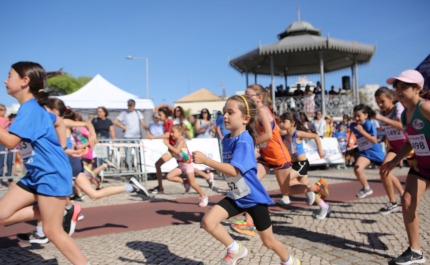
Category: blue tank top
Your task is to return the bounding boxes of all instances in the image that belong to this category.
[283,130,305,157]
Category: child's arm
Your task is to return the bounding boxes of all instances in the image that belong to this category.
[64,119,97,147]
[354,124,377,144]
[255,107,273,145]
[53,116,67,149]
[163,138,184,155]
[297,130,325,158]
[374,113,403,131]
[0,127,21,149]
[193,151,239,177]
[380,141,413,178]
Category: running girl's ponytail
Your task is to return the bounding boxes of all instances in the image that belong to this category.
[419,90,430,100]
[229,95,258,143]
[280,112,308,132]
[353,104,376,119]
[11,62,63,106]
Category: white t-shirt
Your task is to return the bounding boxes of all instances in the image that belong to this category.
[117,110,144,138]
[173,117,189,126]
[311,119,326,137]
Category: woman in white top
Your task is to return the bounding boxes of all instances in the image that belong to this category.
[195,108,214,138]
[311,110,326,138]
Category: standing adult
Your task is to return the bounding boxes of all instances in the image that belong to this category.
[173,106,191,138]
[324,115,333,138]
[195,108,214,138]
[92,106,116,140]
[147,112,164,137]
[114,99,147,172]
[215,111,229,141]
[0,104,12,188]
[187,115,196,138]
[310,111,326,138]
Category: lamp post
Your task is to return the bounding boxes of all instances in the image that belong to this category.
[126,55,149,99]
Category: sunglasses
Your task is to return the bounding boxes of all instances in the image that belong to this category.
[202,111,208,114]
[127,104,133,107]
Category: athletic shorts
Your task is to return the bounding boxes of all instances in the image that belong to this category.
[257,158,291,170]
[217,197,272,232]
[178,163,194,174]
[345,149,356,156]
[82,158,92,164]
[387,150,414,160]
[17,181,38,195]
[69,157,84,179]
[292,160,310,176]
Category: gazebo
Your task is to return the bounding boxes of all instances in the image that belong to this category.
[229,14,376,116]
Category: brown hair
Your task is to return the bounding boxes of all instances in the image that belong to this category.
[227,95,258,143]
[11,62,63,106]
[247,84,271,106]
[172,123,190,137]
[375,87,397,104]
[279,112,308,132]
[174,106,186,122]
[48,98,66,117]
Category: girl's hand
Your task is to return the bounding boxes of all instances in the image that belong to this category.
[375,113,383,121]
[380,160,396,178]
[65,148,84,158]
[192,151,207,164]
[88,134,97,147]
[319,150,325,158]
[354,124,363,133]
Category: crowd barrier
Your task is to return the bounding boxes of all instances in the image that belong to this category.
[302,138,345,165]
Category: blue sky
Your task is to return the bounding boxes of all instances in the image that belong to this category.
[1,0,429,109]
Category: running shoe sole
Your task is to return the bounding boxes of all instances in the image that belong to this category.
[104,159,116,169]
[357,189,373,199]
[379,206,399,215]
[16,233,49,244]
[130,177,149,197]
[315,206,332,220]
[69,204,81,236]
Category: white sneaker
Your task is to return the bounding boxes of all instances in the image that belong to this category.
[277,195,290,205]
[356,188,373,199]
[199,195,209,207]
[315,205,332,220]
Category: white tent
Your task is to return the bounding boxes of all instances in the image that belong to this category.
[57,74,154,110]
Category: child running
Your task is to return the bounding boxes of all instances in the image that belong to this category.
[381,70,429,264]
[193,95,302,265]
[163,124,209,207]
[230,84,292,237]
[349,104,386,198]
[278,112,330,219]
[0,61,89,264]
[374,87,408,215]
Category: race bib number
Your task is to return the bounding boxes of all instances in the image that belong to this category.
[407,134,430,156]
[223,173,251,200]
[385,126,404,141]
[357,137,372,151]
[19,141,35,159]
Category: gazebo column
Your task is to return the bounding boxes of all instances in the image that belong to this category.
[270,55,276,113]
[353,58,359,105]
[284,71,288,90]
[254,73,257,84]
[351,65,356,105]
[245,66,249,87]
[319,52,326,116]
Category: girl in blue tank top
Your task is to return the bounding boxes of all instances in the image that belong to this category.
[279,112,331,220]
[0,62,89,264]
[380,70,429,264]
[193,95,302,265]
[349,104,386,200]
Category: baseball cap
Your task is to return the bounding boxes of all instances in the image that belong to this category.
[386,70,424,88]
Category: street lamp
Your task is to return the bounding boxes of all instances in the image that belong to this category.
[125,55,149,99]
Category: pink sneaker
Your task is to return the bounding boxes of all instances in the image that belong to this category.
[199,195,209,207]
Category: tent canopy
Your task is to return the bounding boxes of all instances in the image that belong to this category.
[56,74,154,110]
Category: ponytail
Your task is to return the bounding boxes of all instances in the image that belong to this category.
[419,90,430,100]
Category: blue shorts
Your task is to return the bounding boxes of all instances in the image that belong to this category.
[69,157,84,179]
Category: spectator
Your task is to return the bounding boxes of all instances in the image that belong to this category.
[329,85,338,95]
[215,110,229,141]
[187,115,196,138]
[147,112,164,137]
[298,112,311,131]
[313,85,322,95]
[323,115,333,137]
[304,85,313,95]
[195,108,214,138]
[8,113,22,178]
[91,106,116,140]
[113,99,148,172]
[173,106,191,139]
[0,104,13,188]
[338,115,350,131]
[310,111,326,138]
[293,84,304,96]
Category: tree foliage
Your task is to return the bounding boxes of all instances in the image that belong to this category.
[47,73,92,95]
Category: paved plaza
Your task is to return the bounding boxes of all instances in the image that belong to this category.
[0,167,429,265]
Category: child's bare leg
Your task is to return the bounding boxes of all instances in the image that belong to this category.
[186,172,205,197]
[201,205,232,246]
[166,168,185,184]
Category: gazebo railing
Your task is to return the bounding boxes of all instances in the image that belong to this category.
[275,92,355,119]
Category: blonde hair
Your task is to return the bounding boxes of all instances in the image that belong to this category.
[227,95,258,143]
[247,84,272,106]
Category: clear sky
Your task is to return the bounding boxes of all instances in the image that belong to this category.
[1,0,429,109]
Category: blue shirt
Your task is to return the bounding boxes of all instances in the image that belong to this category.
[222,131,274,208]
[350,119,385,163]
[333,131,347,152]
[148,120,164,136]
[216,115,230,139]
[8,98,72,196]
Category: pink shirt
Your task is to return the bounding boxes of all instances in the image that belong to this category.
[0,117,10,129]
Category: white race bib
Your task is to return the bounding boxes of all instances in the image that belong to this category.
[357,137,372,151]
[407,134,430,156]
[385,126,404,141]
[224,173,251,200]
[19,141,35,159]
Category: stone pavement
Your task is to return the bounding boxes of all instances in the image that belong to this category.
[0,167,429,265]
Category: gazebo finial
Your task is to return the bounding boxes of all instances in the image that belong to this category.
[297,6,301,21]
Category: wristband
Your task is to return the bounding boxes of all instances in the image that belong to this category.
[63,146,67,150]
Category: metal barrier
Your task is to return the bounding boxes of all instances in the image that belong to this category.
[94,139,147,185]
[0,148,22,185]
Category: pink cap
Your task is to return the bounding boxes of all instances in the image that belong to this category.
[386,70,424,88]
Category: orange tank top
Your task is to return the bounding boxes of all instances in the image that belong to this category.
[257,106,291,165]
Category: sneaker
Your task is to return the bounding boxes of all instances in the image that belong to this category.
[103,159,116,169]
[17,230,49,244]
[315,205,332,220]
[279,256,302,265]
[277,195,291,205]
[231,223,256,236]
[78,212,84,221]
[70,194,84,201]
[129,177,149,197]
[221,242,248,265]
[379,202,399,215]
[199,195,208,207]
[306,192,315,205]
[356,187,373,199]
[315,178,329,200]
[206,172,214,189]
[63,204,81,236]
[232,220,247,225]
[391,247,426,264]
[149,186,164,194]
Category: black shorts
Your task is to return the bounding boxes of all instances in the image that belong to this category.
[217,197,272,232]
[345,149,356,156]
[17,181,38,195]
[257,158,291,170]
[81,158,92,164]
[409,168,430,182]
[292,160,310,176]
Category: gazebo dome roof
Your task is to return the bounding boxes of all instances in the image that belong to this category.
[278,20,321,39]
